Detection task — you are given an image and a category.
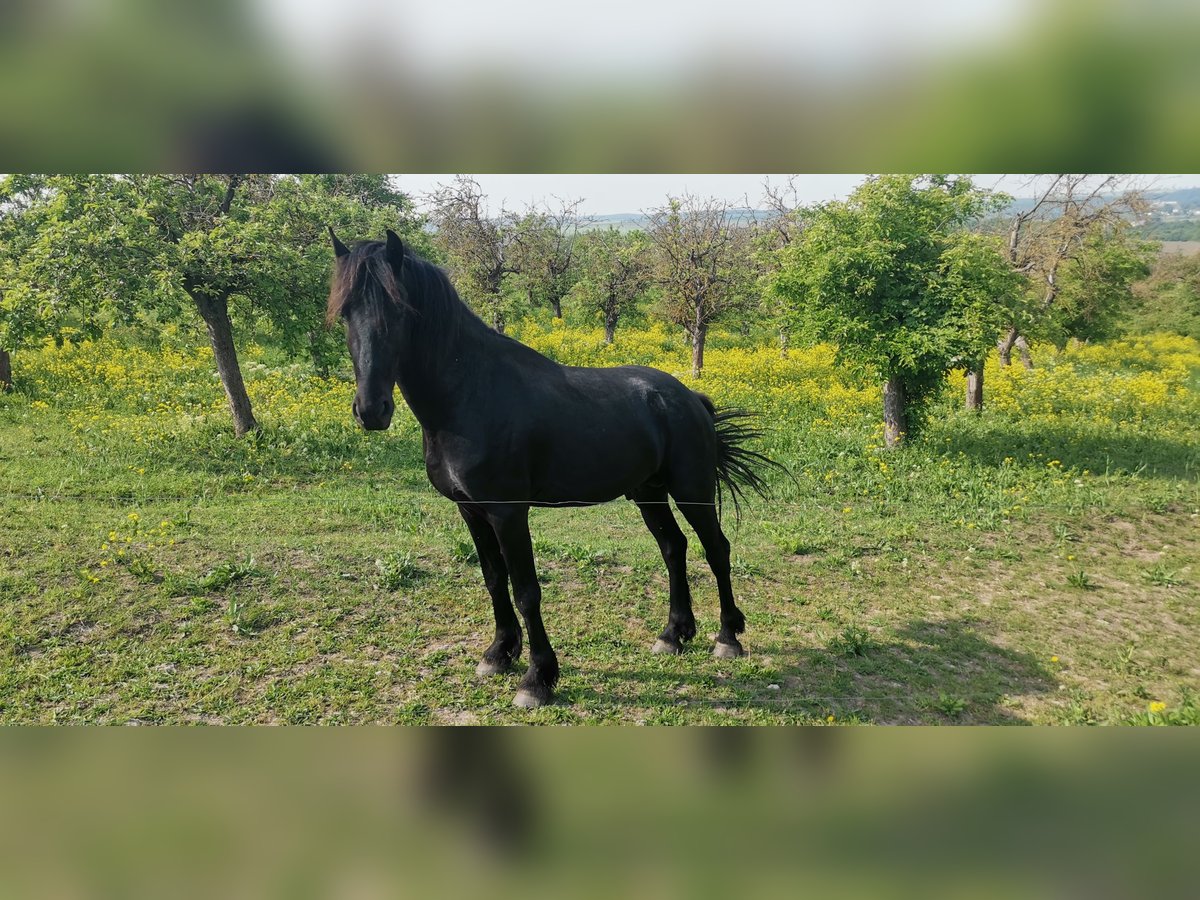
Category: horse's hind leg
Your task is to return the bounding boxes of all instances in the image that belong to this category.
[631,486,696,654]
[486,505,559,708]
[677,502,747,658]
[459,505,522,676]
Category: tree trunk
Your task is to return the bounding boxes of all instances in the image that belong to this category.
[604,309,617,344]
[193,291,259,437]
[691,318,707,378]
[492,309,506,334]
[0,348,11,392]
[965,366,983,412]
[997,326,1018,367]
[551,296,563,319]
[779,328,789,359]
[883,375,906,448]
[1015,335,1034,370]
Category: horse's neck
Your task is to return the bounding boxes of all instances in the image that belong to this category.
[393,295,495,432]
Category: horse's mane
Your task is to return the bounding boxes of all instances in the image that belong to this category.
[327,240,407,326]
[326,240,484,348]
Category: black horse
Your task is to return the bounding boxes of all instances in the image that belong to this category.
[328,229,778,708]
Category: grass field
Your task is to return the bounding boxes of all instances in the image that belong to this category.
[1,325,1198,724]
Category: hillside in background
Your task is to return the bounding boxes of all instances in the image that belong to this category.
[583,186,1200,238]
[582,209,770,233]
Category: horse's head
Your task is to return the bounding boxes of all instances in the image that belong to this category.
[327,228,409,431]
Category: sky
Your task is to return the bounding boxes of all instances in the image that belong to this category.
[394,174,1200,216]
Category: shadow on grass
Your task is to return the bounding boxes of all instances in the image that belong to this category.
[562,617,1056,724]
[933,420,1198,480]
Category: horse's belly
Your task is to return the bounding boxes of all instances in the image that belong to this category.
[530,430,660,503]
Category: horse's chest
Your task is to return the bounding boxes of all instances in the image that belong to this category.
[422,433,477,500]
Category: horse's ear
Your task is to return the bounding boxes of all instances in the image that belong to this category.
[385,229,406,272]
[328,226,349,258]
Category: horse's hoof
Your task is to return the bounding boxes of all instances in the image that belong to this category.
[652,638,682,655]
[513,689,548,709]
[713,641,744,659]
[476,659,510,677]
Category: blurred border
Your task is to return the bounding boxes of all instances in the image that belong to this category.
[1,728,1196,897]
[2,0,1198,170]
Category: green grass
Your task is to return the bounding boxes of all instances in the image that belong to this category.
[1,336,1198,724]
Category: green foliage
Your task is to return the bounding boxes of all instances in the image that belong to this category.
[375,552,426,592]
[569,227,654,337]
[1066,569,1095,590]
[504,200,584,318]
[1047,232,1156,344]
[450,539,479,566]
[1123,692,1199,726]
[0,173,424,364]
[0,174,424,432]
[773,175,1020,425]
[829,625,873,657]
[0,174,128,352]
[1141,563,1183,587]
[163,556,261,598]
[935,692,967,718]
[1129,251,1200,339]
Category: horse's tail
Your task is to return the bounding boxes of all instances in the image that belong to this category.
[695,392,787,520]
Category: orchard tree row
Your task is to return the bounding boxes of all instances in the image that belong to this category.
[1,174,1159,445]
[428,174,1157,448]
[0,174,429,435]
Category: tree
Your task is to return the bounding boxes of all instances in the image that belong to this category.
[774,175,1017,448]
[572,228,653,343]
[1129,251,1200,339]
[756,177,810,356]
[646,195,756,377]
[1,175,130,391]
[425,176,517,333]
[261,174,429,375]
[0,174,422,432]
[1050,230,1156,344]
[992,175,1149,369]
[509,198,586,319]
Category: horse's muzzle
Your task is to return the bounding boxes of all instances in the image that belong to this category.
[353,396,394,431]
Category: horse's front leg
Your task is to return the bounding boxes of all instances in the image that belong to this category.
[486,505,559,708]
[459,505,523,676]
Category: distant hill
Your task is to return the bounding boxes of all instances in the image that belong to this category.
[999,186,1200,215]
[579,187,1200,237]
[580,208,772,233]
[1154,186,1200,209]
[1136,220,1200,241]
[580,213,648,233]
